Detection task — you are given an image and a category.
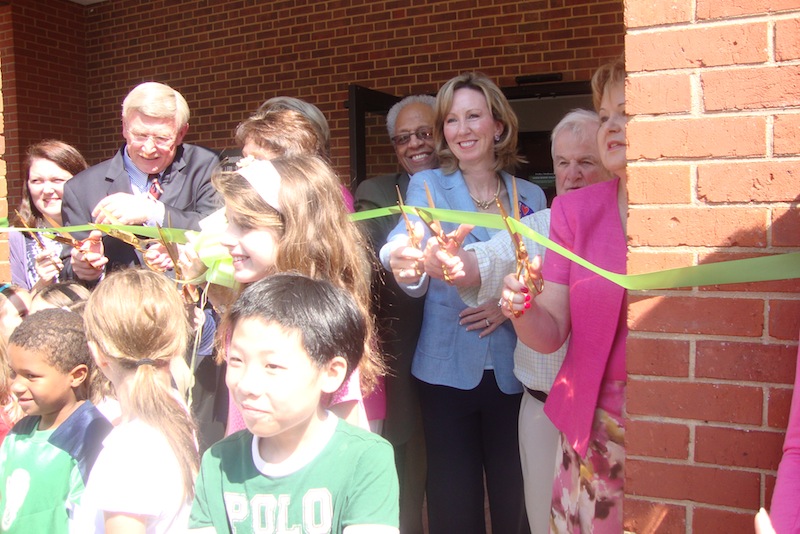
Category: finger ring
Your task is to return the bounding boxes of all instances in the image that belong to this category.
[485,318,490,327]
[497,298,503,308]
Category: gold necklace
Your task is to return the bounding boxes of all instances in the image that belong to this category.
[469,178,501,210]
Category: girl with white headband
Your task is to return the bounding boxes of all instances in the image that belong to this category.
[208,156,382,434]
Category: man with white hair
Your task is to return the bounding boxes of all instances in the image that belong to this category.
[354,94,438,534]
[62,81,219,280]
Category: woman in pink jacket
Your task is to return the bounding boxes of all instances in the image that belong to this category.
[757,338,800,533]
[501,58,628,533]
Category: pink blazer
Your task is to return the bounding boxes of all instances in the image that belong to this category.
[541,178,627,457]
[770,338,800,533]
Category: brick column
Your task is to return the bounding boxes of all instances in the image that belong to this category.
[624,3,800,532]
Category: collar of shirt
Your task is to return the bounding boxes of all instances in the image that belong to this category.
[122,147,154,195]
[122,147,166,226]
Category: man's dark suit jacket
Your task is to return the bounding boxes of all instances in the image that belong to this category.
[61,142,225,450]
[354,172,425,447]
[62,143,221,271]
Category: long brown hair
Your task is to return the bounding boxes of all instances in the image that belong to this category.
[17,140,88,227]
[84,269,198,501]
[212,155,385,392]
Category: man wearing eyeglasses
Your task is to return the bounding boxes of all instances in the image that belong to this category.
[62,81,220,280]
[353,94,438,534]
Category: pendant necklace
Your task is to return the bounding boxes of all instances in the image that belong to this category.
[470,177,501,210]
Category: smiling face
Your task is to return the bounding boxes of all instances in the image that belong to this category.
[122,111,187,175]
[443,87,503,170]
[219,207,280,285]
[8,344,83,430]
[597,81,627,179]
[27,158,75,224]
[226,318,334,448]
[393,102,438,175]
[552,128,609,196]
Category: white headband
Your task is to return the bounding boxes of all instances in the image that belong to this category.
[235,156,282,213]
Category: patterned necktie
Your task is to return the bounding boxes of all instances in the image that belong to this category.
[148,174,163,200]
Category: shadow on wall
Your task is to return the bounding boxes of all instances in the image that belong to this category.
[624,196,800,533]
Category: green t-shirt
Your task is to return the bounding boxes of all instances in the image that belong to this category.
[0,402,111,533]
[190,417,399,533]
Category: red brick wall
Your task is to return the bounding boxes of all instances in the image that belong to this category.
[2,2,797,532]
[1,0,88,216]
[78,0,623,182]
[0,2,10,280]
[625,2,800,532]
[0,0,621,276]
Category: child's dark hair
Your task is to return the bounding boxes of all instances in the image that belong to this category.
[226,273,366,381]
[9,308,91,374]
[8,309,93,399]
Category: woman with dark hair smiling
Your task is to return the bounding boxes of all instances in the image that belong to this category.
[10,140,88,291]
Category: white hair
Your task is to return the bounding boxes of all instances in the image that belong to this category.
[550,109,601,159]
[386,94,436,138]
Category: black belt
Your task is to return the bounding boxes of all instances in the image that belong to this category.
[524,387,548,403]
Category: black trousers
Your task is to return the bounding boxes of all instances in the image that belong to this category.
[418,372,529,534]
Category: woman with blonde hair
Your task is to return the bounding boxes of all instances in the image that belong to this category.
[383,71,546,533]
[75,269,198,532]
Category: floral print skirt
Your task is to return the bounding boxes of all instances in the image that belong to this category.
[550,380,625,534]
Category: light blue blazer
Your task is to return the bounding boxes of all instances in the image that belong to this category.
[383,168,547,394]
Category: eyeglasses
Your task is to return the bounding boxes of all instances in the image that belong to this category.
[127,130,176,149]
[391,127,433,146]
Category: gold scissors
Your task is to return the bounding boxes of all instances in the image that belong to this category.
[155,222,199,303]
[40,212,89,248]
[91,207,161,253]
[395,185,421,250]
[496,180,543,316]
[16,211,47,251]
[413,182,463,284]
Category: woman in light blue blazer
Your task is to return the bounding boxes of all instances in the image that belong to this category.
[381,72,546,534]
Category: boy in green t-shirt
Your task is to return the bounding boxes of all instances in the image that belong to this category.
[190,274,399,533]
[0,308,112,533]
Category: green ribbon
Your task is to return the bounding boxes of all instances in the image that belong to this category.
[352,206,800,290]
[2,207,798,291]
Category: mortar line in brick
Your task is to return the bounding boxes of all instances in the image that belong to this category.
[691,70,703,115]
[632,109,800,123]
[629,454,777,477]
[627,10,800,35]
[625,414,790,431]
[768,20,776,63]
[630,290,790,301]
[766,114,775,159]
[629,244,795,253]
[626,331,800,345]
[628,376,787,390]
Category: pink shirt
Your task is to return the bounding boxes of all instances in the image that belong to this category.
[770,337,800,533]
[541,178,627,457]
